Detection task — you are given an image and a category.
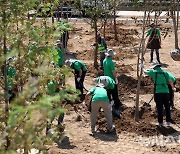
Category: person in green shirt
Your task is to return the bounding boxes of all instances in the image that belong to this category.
[146,23,161,63]
[84,82,115,134]
[141,62,175,127]
[166,71,176,109]
[96,76,122,118]
[55,40,64,67]
[103,49,122,114]
[65,59,87,96]
[46,79,65,135]
[6,57,17,102]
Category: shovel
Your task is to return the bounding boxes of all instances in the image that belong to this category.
[142,95,154,108]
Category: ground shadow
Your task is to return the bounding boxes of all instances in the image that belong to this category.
[91,130,118,142]
[58,136,76,149]
[157,126,180,137]
[160,63,169,68]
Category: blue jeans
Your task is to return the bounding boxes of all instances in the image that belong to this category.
[150,49,160,63]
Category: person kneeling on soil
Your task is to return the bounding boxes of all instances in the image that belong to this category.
[96,76,123,118]
[65,59,87,97]
[141,62,176,127]
[84,82,115,134]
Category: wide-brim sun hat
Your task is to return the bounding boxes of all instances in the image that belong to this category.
[105,49,116,57]
[55,40,62,45]
[97,83,106,88]
[150,62,161,69]
[65,59,73,67]
[99,76,108,87]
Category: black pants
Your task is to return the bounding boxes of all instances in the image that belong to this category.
[154,93,171,124]
[150,49,160,63]
[107,84,121,109]
[75,70,86,95]
[46,113,64,134]
[100,52,105,68]
[168,81,176,107]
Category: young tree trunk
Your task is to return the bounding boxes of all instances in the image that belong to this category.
[135,11,147,121]
[113,7,118,41]
[94,19,98,68]
[171,10,179,49]
[3,8,10,149]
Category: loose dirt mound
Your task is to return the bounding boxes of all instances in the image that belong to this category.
[97,107,180,137]
[118,74,153,95]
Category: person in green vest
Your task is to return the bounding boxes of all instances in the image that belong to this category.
[146,23,161,63]
[166,71,176,110]
[65,59,87,96]
[141,62,176,127]
[84,82,115,134]
[103,49,122,116]
[97,32,107,70]
[55,40,64,67]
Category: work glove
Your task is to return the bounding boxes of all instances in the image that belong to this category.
[77,77,81,82]
[140,63,145,69]
[173,87,176,92]
[115,78,118,84]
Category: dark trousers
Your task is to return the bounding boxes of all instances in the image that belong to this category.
[100,52,105,68]
[154,93,171,124]
[168,81,176,107]
[150,49,160,62]
[46,113,64,134]
[75,70,86,95]
[107,84,121,109]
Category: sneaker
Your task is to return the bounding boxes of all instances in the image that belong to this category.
[108,125,115,133]
[112,108,120,118]
[166,122,170,127]
[157,123,164,127]
[91,128,96,134]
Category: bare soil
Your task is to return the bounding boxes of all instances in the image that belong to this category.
[48,18,180,154]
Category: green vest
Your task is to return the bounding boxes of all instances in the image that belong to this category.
[98,43,105,53]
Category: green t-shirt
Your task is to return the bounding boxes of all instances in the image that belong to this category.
[167,71,176,83]
[7,66,16,91]
[47,80,57,96]
[97,76,115,90]
[57,48,64,67]
[89,86,109,103]
[146,28,160,37]
[103,57,115,80]
[71,60,87,71]
[147,67,170,93]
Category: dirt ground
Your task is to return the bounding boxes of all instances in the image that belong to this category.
[48,18,180,154]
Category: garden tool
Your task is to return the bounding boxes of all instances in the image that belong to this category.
[142,95,154,108]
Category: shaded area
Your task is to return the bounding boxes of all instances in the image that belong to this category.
[58,136,77,149]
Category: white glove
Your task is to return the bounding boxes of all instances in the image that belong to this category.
[173,87,176,92]
[77,77,81,82]
[140,63,145,69]
[115,78,118,84]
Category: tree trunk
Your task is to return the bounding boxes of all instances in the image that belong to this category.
[171,10,179,49]
[3,7,10,149]
[94,19,98,68]
[135,11,147,121]
[113,7,118,41]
